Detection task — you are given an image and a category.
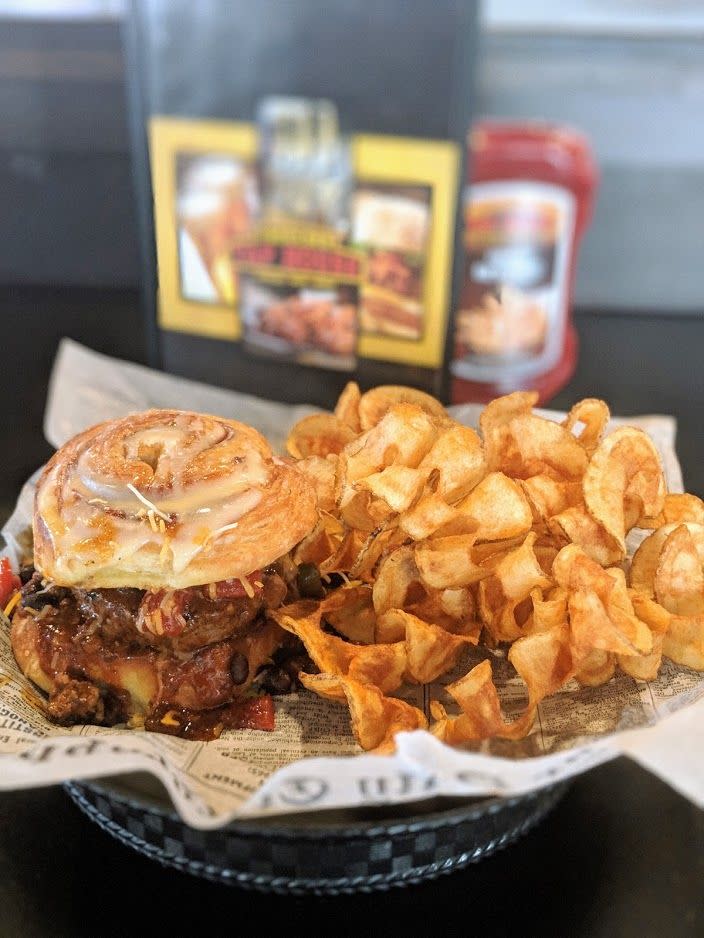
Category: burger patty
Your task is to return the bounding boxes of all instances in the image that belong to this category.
[13,568,296,736]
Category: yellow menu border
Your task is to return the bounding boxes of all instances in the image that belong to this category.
[351,134,460,368]
[150,116,257,341]
[150,117,460,366]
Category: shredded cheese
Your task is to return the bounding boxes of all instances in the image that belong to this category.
[158,517,166,534]
[240,577,255,598]
[126,483,170,522]
[159,537,170,568]
[3,591,21,617]
[160,710,181,727]
[253,580,263,589]
[208,521,239,540]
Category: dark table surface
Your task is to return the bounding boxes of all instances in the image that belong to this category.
[1,288,703,936]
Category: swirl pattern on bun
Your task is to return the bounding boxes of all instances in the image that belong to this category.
[34,409,318,589]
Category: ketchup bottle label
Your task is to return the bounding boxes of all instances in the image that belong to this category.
[451,180,576,383]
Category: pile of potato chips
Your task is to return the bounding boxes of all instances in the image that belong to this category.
[274,384,704,753]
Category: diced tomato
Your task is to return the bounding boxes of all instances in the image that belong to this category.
[136,588,189,637]
[211,572,264,600]
[0,558,21,609]
[231,694,275,731]
[136,572,265,638]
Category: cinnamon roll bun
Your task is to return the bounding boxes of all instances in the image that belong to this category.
[33,409,316,589]
[11,409,319,738]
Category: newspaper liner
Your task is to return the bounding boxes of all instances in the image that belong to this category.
[1,339,703,829]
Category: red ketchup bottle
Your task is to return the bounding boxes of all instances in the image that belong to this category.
[450,121,598,404]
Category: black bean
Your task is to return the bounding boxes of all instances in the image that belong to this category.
[229,652,249,685]
[259,667,292,695]
[19,565,35,585]
[23,588,67,610]
[283,654,314,679]
[297,563,325,599]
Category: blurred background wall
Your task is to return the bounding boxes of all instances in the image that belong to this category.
[1,0,703,310]
[1,0,703,503]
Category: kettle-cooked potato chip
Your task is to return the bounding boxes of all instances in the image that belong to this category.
[299,672,427,752]
[334,381,362,432]
[450,472,533,542]
[286,413,357,458]
[549,505,625,566]
[661,613,704,671]
[279,384,704,752]
[357,385,448,431]
[417,423,486,502]
[583,426,666,552]
[630,522,704,597]
[561,398,611,454]
[653,525,704,616]
[343,404,438,483]
[639,493,704,530]
[415,534,490,590]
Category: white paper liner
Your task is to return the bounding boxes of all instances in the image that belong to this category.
[1,338,702,828]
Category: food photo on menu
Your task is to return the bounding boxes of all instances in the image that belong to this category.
[352,186,432,340]
[1,1,703,932]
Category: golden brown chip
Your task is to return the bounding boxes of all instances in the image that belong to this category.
[479,391,538,471]
[299,672,427,752]
[348,526,406,582]
[293,513,345,567]
[398,492,459,540]
[287,413,357,459]
[561,398,611,454]
[662,614,704,671]
[395,609,474,683]
[480,392,587,481]
[583,426,666,552]
[334,381,362,432]
[431,659,505,743]
[492,533,553,601]
[273,595,405,694]
[439,587,476,622]
[653,525,704,616]
[508,622,573,713]
[450,472,533,542]
[339,489,395,533]
[640,493,704,529]
[529,587,568,633]
[342,404,438,483]
[519,474,582,523]
[323,584,377,644]
[630,522,704,597]
[618,593,671,680]
[432,622,572,743]
[294,455,338,512]
[417,423,486,503]
[478,585,533,643]
[415,534,491,590]
[574,649,616,686]
[357,385,448,432]
[402,588,480,637]
[357,465,427,513]
[549,505,625,566]
[319,527,369,574]
[373,547,425,615]
[568,588,652,659]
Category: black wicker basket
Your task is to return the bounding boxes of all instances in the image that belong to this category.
[64,776,567,895]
